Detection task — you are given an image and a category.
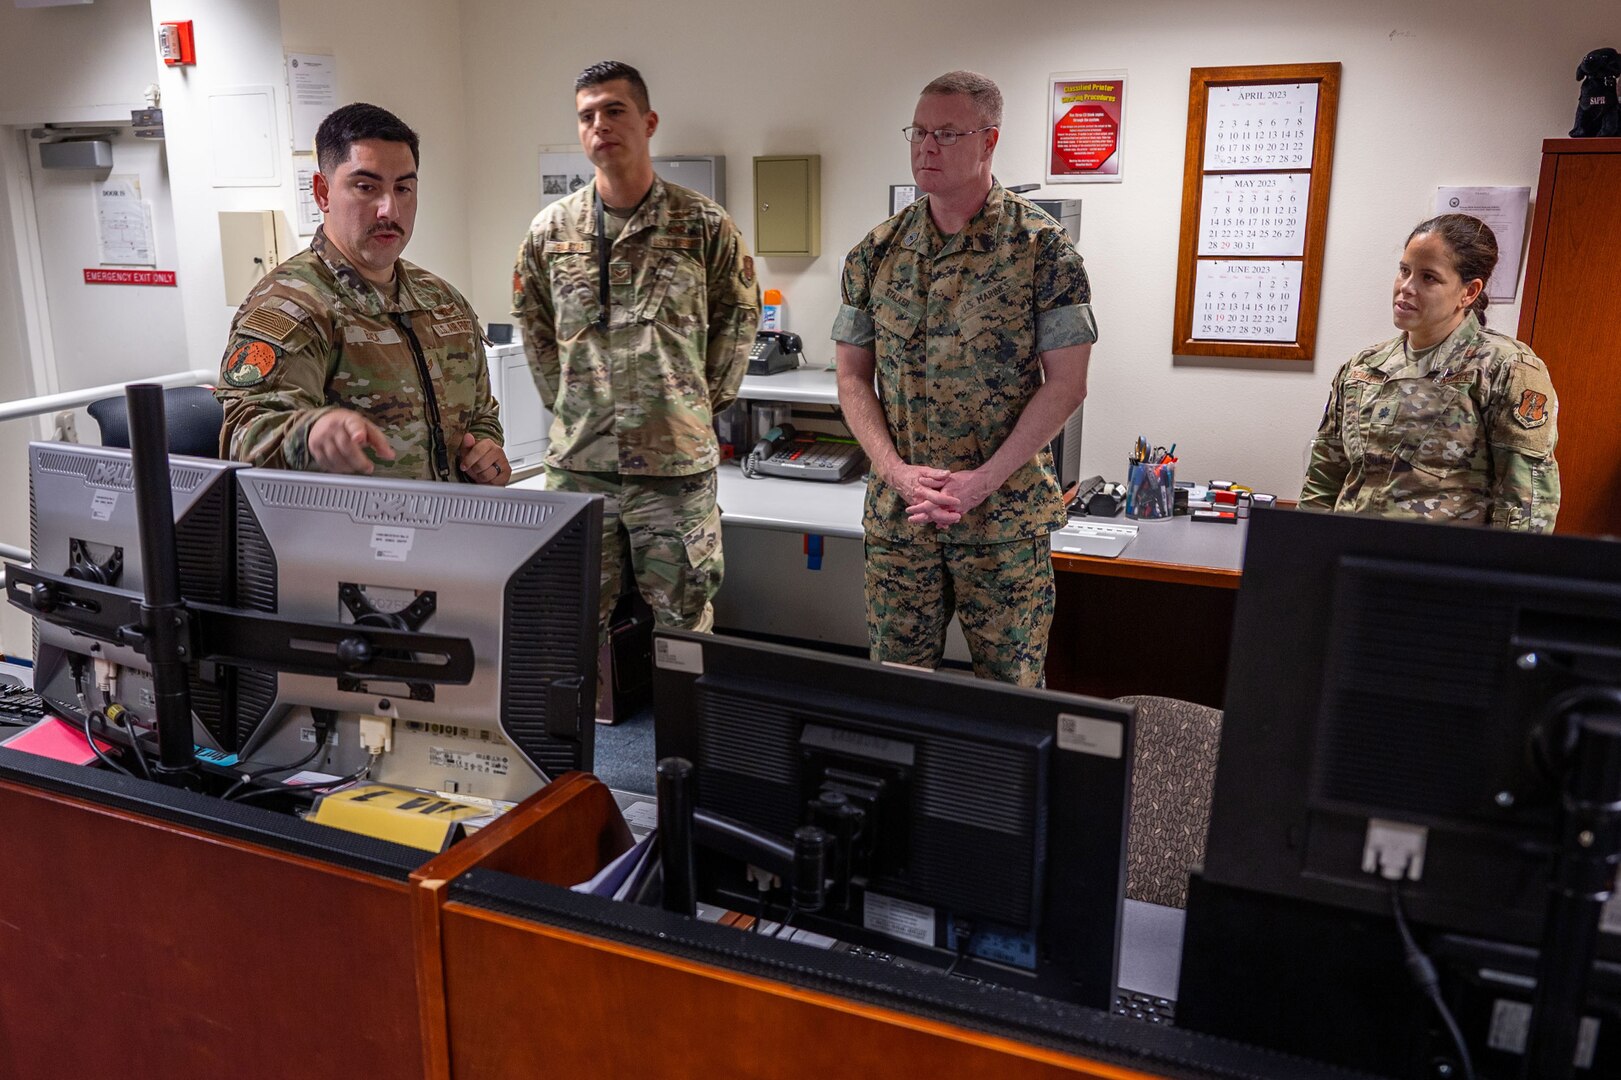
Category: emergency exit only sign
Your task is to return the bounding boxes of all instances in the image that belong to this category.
[83,269,177,286]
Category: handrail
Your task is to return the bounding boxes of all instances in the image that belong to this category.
[0,368,215,424]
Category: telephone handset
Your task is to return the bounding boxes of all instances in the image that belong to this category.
[742,422,866,483]
[743,423,798,477]
[748,331,804,376]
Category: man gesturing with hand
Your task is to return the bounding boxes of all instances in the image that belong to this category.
[218,102,507,485]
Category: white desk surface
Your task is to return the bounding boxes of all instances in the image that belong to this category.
[523,463,1248,574]
[717,465,866,538]
[737,365,839,404]
[1077,514,1248,574]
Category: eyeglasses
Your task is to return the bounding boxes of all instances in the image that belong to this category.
[901,125,996,146]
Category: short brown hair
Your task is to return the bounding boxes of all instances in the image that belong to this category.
[920,70,1003,127]
[576,60,650,113]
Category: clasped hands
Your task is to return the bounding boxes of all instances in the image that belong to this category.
[888,461,996,528]
[307,408,511,485]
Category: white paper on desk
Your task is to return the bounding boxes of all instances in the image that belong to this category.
[571,833,654,897]
[1434,186,1530,302]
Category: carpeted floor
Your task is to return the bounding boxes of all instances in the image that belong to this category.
[592,704,655,795]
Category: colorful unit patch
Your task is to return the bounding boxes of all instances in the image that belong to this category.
[223,339,281,387]
[1514,389,1549,428]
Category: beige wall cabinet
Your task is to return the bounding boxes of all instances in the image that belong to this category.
[752,155,820,257]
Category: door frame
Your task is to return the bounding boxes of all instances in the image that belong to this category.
[0,125,60,438]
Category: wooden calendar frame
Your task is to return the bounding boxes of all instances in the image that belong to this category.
[1172,62,1340,360]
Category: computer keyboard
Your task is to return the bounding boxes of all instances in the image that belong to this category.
[0,682,46,725]
[749,916,1179,1025]
[1114,989,1176,1024]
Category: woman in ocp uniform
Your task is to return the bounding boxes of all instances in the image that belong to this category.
[1300,214,1560,532]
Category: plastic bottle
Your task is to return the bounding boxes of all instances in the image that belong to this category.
[761,288,783,332]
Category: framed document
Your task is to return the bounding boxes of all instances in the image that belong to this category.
[1172,63,1340,361]
[1046,71,1126,184]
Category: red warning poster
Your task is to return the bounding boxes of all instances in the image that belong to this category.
[1047,73,1126,183]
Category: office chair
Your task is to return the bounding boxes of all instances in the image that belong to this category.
[1116,694,1223,909]
[86,385,224,458]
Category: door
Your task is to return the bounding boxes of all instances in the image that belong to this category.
[26,126,190,409]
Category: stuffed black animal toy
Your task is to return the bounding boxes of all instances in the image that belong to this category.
[1571,47,1621,138]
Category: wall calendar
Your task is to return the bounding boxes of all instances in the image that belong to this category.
[1173,63,1341,361]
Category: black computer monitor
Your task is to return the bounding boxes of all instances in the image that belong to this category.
[652,629,1134,1008]
[1179,508,1621,1077]
[230,469,602,800]
[25,442,244,750]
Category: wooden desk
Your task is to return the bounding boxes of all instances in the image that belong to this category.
[0,748,429,1080]
[1048,518,1245,708]
[0,754,1359,1080]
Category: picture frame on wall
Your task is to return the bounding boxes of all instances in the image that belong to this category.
[1046,71,1127,184]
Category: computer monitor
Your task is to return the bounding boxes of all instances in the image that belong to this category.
[1178,508,1621,1076]
[652,629,1134,1008]
[231,469,601,800]
[25,442,243,750]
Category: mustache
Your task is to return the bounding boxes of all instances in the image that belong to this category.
[368,224,403,237]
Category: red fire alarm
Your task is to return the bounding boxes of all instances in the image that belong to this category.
[158,21,196,67]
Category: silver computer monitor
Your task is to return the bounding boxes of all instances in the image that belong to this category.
[231,470,602,800]
[25,441,244,750]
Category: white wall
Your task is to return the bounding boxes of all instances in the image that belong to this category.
[0,0,163,655]
[279,0,473,291]
[457,0,1612,497]
[147,0,301,373]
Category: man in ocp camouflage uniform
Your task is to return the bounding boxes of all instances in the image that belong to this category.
[834,71,1095,686]
[513,61,759,639]
[217,103,508,485]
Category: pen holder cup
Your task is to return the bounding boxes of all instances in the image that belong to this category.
[1126,461,1176,520]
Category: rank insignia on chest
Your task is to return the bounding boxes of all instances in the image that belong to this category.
[1514,389,1549,428]
[223,339,281,388]
[610,262,632,285]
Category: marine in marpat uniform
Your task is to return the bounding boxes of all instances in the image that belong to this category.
[1301,214,1559,532]
[217,102,507,485]
[833,71,1096,687]
[513,61,759,639]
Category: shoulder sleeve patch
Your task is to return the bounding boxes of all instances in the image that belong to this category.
[238,306,302,344]
[223,339,282,388]
[1513,388,1550,428]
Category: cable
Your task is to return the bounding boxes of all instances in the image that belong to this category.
[221,712,335,800]
[942,919,974,977]
[82,709,132,777]
[1390,881,1476,1080]
[106,705,151,781]
[229,755,373,806]
[221,738,327,800]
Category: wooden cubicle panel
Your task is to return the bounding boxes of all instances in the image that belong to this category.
[0,771,425,1080]
[1518,137,1621,538]
[435,904,1170,1080]
[410,771,635,1080]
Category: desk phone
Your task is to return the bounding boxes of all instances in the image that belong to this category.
[747,331,803,376]
[742,423,865,483]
